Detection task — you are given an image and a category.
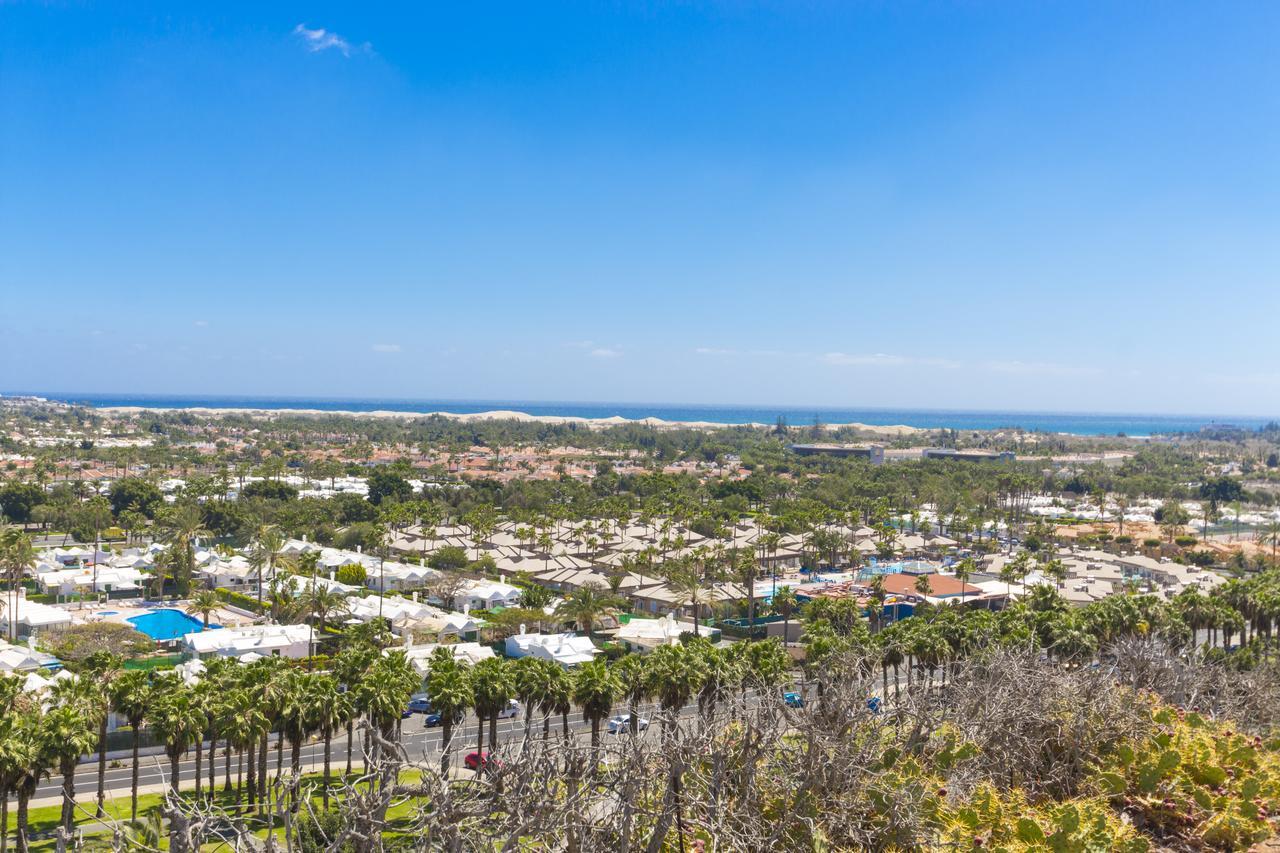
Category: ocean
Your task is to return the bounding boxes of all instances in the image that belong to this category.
[10,392,1276,437]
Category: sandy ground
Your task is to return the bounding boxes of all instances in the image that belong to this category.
[98,406,921,436]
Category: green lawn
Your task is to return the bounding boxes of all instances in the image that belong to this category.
[13,769,429,851]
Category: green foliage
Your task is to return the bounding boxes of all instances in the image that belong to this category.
[107,478,164,518]
[240,479,300,501]
[335,563,369,586]
[42,622,154,663]
[427,546,468,570]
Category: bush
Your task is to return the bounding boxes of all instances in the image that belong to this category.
[215,587,265,614]
[336,564,369,586]
[1175,535,1199,548]
[428,546,469,571]
[43,623,154,663]
[1143,538,1163,548]
[240,479,299,501]
[107,478,164,517]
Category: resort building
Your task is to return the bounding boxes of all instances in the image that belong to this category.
[504,631,599,667]
[182,623,312,661]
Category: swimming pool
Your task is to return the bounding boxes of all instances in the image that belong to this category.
[127,609,217,641]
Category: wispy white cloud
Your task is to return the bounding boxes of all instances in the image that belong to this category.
[371,343,402,353]
[193,320,208,328]
[822,352,960,369]
[694,347,738,356]
[590,348,621,359]
[293,24,365,56]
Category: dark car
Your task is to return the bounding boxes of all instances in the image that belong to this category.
[424,710,463,728]
[783,691,804,708]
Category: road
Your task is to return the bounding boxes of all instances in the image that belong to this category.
[30,700,691,805]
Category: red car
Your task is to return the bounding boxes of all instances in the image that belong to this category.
[464,751,502,772]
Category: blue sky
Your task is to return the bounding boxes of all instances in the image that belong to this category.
[1,1,1277,414]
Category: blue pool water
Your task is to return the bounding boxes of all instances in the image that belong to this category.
[127,609,217,641]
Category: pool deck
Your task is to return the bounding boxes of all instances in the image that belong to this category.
[67,601,249,633]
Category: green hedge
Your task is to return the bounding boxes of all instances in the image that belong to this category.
[215,587,265,614]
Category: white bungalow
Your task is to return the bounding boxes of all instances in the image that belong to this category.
[183,624,312,660]
[505,631,598,667]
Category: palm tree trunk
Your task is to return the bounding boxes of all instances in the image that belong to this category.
[245,744,256,810]
[1,785,9,853]
[323,732,333,808]
[170,753,181,795]
[224,739,233,793]
[276,730,285,780]
[345,720,354,775]
[208,734,218,797]
[195,736,204,797]
[60,764,75,834]
[96,714,108,817]
[441,720,454,776]
[238,749,246,808]
[15,787,30,853]
[488,714,498,752]
[290,738,302,810]
[131,728,141,821]
[258,732,269,811]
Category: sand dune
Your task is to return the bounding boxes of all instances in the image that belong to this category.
[97,405,920,436]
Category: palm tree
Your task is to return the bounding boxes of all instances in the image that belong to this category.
[301,582,350,658]
[644,643,708,739]
[186,588,221,628]
[310,675,354,807]
[0,693,38,853]
[81,651,121,817]
[612,654,651,737]
[537,663,573,746]
[155,502,209,597]
[222,688,267,808]
[44,702,97,834]
[248,525,286,616]
[554,582,627,636]
[773,586,799,645]
[0,530,35,642]
[281,673,320,809]
[572,659,620,758]
[425,651,473,774]
[109,670,152,821]
[511,656,549,746]
[471,657,513,755]
[149,682,207,796]
[10,709,53,853]
[332,646,377,775]
[665,565,712,636]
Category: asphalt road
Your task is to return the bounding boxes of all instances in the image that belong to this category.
[30,700,692,804]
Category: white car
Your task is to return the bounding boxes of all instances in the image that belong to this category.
[496,699,520,720]
[607,714,649,734]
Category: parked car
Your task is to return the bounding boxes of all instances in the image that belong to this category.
[496,699,520,719]
[424,710,464,728]
[866,696,882,715]
[407,697,433,714]
[783,691,804,708]
[607,714,649,734]
[464,751,502,772]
